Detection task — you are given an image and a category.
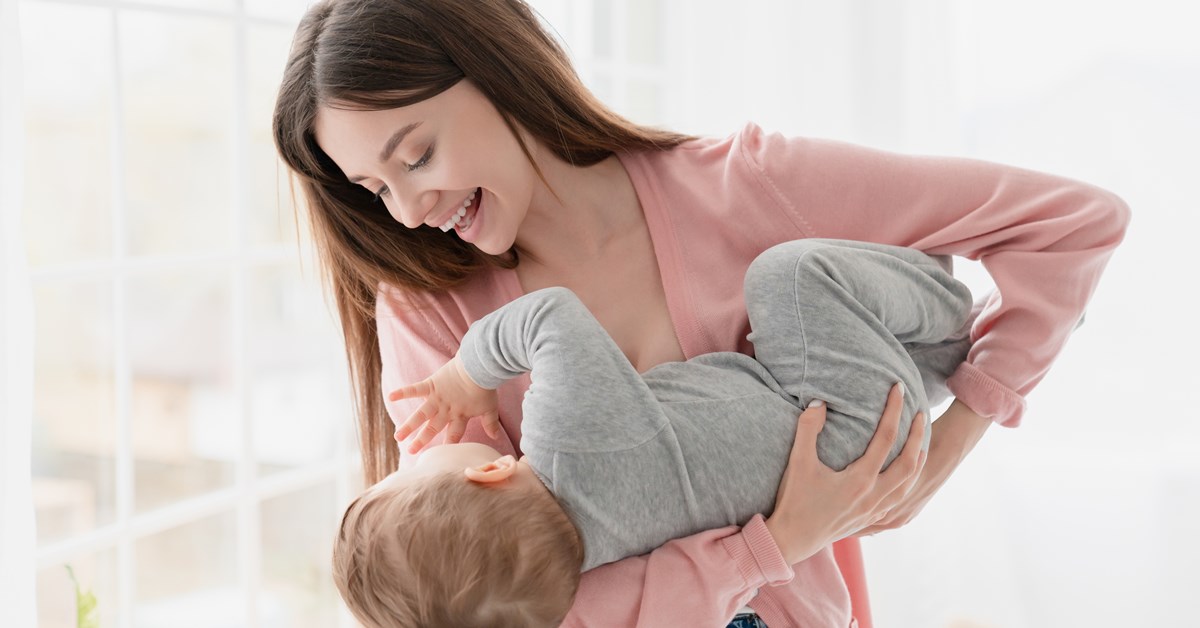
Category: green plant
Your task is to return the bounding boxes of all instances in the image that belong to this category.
[65,565,99,628]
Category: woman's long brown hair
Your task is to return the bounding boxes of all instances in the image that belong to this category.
[273,0,694,483]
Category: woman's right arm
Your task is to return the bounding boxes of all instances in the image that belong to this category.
[564,513,794,627]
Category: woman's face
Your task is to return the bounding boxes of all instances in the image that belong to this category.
[313,80,539,255]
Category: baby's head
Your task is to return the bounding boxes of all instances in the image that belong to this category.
[332,442,583,628]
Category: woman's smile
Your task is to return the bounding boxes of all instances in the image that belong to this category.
[453,189,485,241]
[435,188,480,232]
[441,187,482,233]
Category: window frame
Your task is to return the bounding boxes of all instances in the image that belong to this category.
[23,1,358,626]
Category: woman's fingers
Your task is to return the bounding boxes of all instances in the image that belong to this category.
[790,401,827,464]
[846,382,904,475]
[877,411,926,505]
[387,379,432,402]
[883,411,926,481]
[861,448,928,536]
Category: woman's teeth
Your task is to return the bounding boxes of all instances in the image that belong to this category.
[440,189,478,232]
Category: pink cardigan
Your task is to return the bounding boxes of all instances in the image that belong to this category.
[376,122,1130,627]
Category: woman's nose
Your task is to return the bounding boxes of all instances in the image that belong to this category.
[392,188,438,230]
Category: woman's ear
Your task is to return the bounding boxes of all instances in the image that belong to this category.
[464,455,518,484]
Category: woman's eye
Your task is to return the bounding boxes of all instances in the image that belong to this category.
[407,146,434,172]
[373,186,390,202]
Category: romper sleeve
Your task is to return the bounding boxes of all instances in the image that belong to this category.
[459,287,664,452]
[737,124,1131,426]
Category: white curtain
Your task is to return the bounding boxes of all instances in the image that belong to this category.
[1,0,37,626]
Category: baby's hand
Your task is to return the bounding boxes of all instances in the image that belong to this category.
[388,356,501,454]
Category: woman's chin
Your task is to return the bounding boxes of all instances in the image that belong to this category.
[477,244,508,256]
[471,235,514,256]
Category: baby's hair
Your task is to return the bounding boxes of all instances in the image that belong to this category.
[332,470,584,627]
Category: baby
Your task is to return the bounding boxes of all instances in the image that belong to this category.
[332,238,978,628]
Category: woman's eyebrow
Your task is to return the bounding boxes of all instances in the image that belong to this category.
[348,122,423,184]
[378,122,422,162]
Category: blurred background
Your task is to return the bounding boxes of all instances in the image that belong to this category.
[4,0,1198,626]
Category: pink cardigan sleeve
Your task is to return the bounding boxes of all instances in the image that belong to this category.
[737,126,1130,427]
[374,287,803,626]
[563,514,800,627]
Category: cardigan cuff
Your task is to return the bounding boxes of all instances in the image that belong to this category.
[946,362,1027,428]
[720,514,794,588]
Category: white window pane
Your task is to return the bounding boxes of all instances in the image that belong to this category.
[626,0,661,66]
[134,512,239,628]
[259,483,341,627]
[33,281,117,545]
[20,3,114,267]
[626,78,661,124]
[119,12,234,256]
[247,24,300,246]
[247,263,347,475]
[244,0,310,22]
[37,550,119,628]
[143,0,235,11]
[592,0,614,59]
[126,270,236,512]
[588,71,615,105]
[529,0,570,42]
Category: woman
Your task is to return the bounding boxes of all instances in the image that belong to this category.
[272,1,1129,626]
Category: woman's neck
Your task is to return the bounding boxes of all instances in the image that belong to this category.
[514,151,642,268]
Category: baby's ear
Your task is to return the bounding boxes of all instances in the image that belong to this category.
[464,455,517,484]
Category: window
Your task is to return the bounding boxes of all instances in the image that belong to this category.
[23,1,358,625]
[532,0,667,126]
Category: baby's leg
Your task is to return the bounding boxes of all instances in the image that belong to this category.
[743,238,974,470]
[905,299,980,407]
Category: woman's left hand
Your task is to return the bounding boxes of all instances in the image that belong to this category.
[854,399,991,535]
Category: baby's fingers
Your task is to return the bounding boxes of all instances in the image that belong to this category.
[444,419,468,445]
[407,417,447,454]
[394,406,432,442]
[480,411,501,439]
[388,380,432,402]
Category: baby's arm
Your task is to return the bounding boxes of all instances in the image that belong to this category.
[391,287,664,452]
